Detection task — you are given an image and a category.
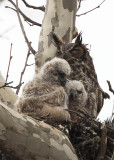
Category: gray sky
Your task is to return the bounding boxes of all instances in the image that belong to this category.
[0,0,114,121]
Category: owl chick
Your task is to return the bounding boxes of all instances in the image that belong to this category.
[15,57,71,122]
[65,80,88,120]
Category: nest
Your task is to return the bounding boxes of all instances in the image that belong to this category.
[0,109,113,160]
[42,109,114,160]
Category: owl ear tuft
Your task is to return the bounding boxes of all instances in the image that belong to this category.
[75,32,82,46]
[51,33,65,50]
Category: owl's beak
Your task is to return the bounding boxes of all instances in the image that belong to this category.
[69,89,78,100]
[60,77,67,86]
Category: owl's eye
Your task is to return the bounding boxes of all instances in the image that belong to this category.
[70,48,78,54]
[77,90,82,94]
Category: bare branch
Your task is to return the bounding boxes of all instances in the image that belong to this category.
[15,0,36,55]
[16,49,32,95]
[77,0,82,12]
[5,43,13,83]
[7,0,41,27]
[0,81,24,89]
[76,0,106,17]
[22,0,45,12]
[107,80,114,95]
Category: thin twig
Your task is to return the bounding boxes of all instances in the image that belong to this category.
[15,0,36,55]
[107,80,114,95]
[22,0,45,12]
[77,0,82,12]
[0,81,24,89]
[76,0,106,17]
[5,43,13,83]
[6,3,41,27]
[7,0,37,54]
[16,49,31,95]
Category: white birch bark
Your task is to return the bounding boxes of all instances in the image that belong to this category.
[35,0,77,72]
[0,102,78,160]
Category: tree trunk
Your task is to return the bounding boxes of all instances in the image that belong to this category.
[0,101,78,160]
[35,0,77,72]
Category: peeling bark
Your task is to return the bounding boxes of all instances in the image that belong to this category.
[35,0,77,72]
[0,102,78,160]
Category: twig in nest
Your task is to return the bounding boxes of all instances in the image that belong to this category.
[0,81,24,89]
[96,123,107,160]
[107,80,114,95]
[5,43,13,83]
[78,136,100,147]
[76,0,106,17]
[22,0,45,12]
[16,49,32,95]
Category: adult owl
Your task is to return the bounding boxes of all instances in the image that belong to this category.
[52,33,110,117]
[15,57,71,122]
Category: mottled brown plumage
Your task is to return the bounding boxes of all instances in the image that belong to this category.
[52,33,109,117]
[15,57,71,122]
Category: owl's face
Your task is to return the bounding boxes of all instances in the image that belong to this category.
[52,32,87,61]
[39,57,71,86]
[65,80,88,106]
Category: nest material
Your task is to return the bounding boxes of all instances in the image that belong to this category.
[41,109,114,160]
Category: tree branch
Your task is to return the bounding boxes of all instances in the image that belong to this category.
[16,49,32,95]
[5,43,13,83]
[6,1,42,27]
[0,102,78,160]
[0,81,24,90]
[15,0,36,55]
[107,80,114,95]
[22,0,45,12]
[76,0,106,17]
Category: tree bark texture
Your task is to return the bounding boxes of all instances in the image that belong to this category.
[0,102,78,160]
[35,0,77,72]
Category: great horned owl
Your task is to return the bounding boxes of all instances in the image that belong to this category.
[52,33,110,117]
[15,57,71,122]
[65,80,88,119]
